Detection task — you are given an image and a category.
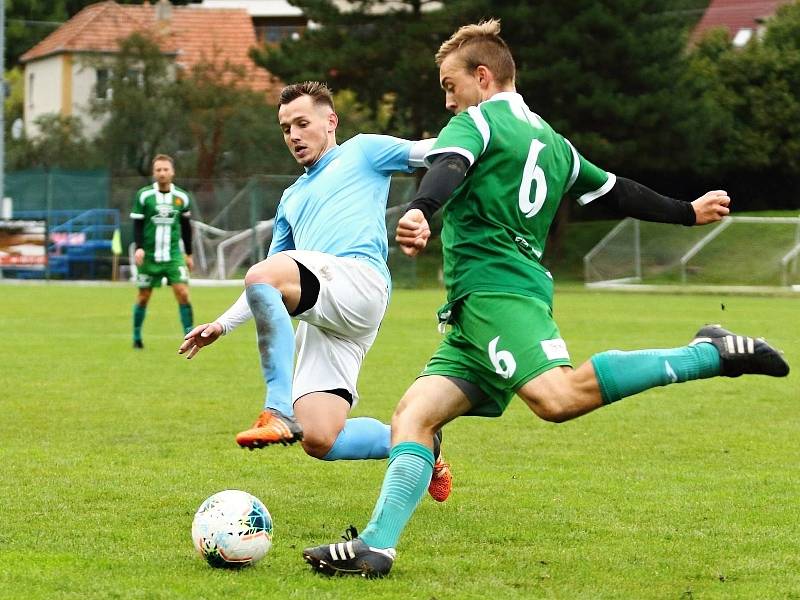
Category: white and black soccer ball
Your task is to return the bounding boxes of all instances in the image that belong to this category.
[191,490,273,568]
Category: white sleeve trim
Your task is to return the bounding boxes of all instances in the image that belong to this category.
[424,146,475,168]
[408,138,437,168]
[466,106,490,155]
[564,139,581,193]
[130,213,144,219]
[577,172,617,206]
[215,290,252,335]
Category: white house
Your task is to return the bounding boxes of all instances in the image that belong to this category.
[20,0,280,138]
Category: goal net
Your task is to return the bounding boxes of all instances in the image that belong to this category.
[584,216,800,290]
[190,175,429,285]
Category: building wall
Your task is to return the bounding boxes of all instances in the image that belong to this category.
[72,57,107,139]
[24,54,179,140]
[23,55,63,137]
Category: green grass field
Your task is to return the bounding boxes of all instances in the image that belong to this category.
[1,284,798,599]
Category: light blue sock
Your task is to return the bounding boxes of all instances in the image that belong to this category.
[322,417,391,461]
[245,283,295,415]
[591,342,721,404]
[359,442,434,550]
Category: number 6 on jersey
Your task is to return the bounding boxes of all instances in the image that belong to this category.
[518,139,547,218]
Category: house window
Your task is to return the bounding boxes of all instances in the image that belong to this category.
[732,28,753,47]
[123,69,143,86]
[28,72,34,108]
[256,25,303,44]
[96,68,111,99]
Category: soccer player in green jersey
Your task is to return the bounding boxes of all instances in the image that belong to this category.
[130,154,194,349]
[303,19,790,578]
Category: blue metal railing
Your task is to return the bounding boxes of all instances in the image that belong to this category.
[9,209,120,279]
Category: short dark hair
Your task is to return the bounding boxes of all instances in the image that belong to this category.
[279,81,335,111]
[151,154,174,168]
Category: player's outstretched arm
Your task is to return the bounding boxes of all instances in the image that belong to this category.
[178,289,253,358]
[596,177,720,227]
[179,322,223,359]
[691,190,731,225]
[396,209,431,257]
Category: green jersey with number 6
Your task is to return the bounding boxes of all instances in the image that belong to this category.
[425,91,615,305]
[130,183,192,264]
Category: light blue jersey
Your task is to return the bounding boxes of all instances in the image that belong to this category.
[268,134,414,288]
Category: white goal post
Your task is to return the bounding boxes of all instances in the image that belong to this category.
[584,215,800,290]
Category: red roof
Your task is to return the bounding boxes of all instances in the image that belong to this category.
[690,0,789,43]
[20,1,278,96]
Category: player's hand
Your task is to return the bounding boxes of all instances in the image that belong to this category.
[396,209,431,257]
[692,190,731,225]
[185,254,194,272]
[134,248,145,266]
[179,322,223,359]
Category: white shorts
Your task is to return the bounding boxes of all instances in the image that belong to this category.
[283,250,389,407]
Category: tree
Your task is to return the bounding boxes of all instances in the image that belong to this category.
[254,0,457,140]
[5,0,68,68]
[7,114,100,170]
[89,33,184,176]
[445,1,709,257]
[173,57,295,186]
[88,32,296,181]
[257,1,708,174]
[684,2,800,208]
[256,0,710,261]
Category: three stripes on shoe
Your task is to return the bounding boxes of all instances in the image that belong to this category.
[694,334,756,354]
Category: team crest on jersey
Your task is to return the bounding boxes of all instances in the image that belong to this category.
[174,198,183,207]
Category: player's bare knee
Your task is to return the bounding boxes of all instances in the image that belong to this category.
[300,430,337,459]
[245,254,296,289]
[534,401,572,423]
[520,390,571,423]
[244,263,271,287]
[391,398,437,440]
[301,440,332,460]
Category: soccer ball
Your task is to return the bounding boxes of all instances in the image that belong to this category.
[191,490,273,568]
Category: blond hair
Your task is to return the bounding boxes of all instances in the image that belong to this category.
[435,19,515,85]
[151,153,174,168]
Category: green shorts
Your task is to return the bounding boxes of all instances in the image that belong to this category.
[136,260,189,288]
[422,291,572,417]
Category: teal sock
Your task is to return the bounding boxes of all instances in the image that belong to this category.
[245,283,295,415]
[359,442,434,550]
[591,342,721,404]
[133,304,146,342]
[322,418,391,461]
[178,303,193,334]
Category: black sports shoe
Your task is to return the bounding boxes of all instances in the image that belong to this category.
[133,340,144,349]
[303,526,395,579]
[690,324,789,378]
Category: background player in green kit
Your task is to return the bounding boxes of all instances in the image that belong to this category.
[303,19,790,578]
[130,154,194,349]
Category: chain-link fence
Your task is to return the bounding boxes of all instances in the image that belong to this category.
[3,169,443,287]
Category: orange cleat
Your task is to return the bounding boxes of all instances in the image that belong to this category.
[428,457,452,502]
[235,408,304,449]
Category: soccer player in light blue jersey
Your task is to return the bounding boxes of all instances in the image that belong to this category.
[179,82,452,502]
